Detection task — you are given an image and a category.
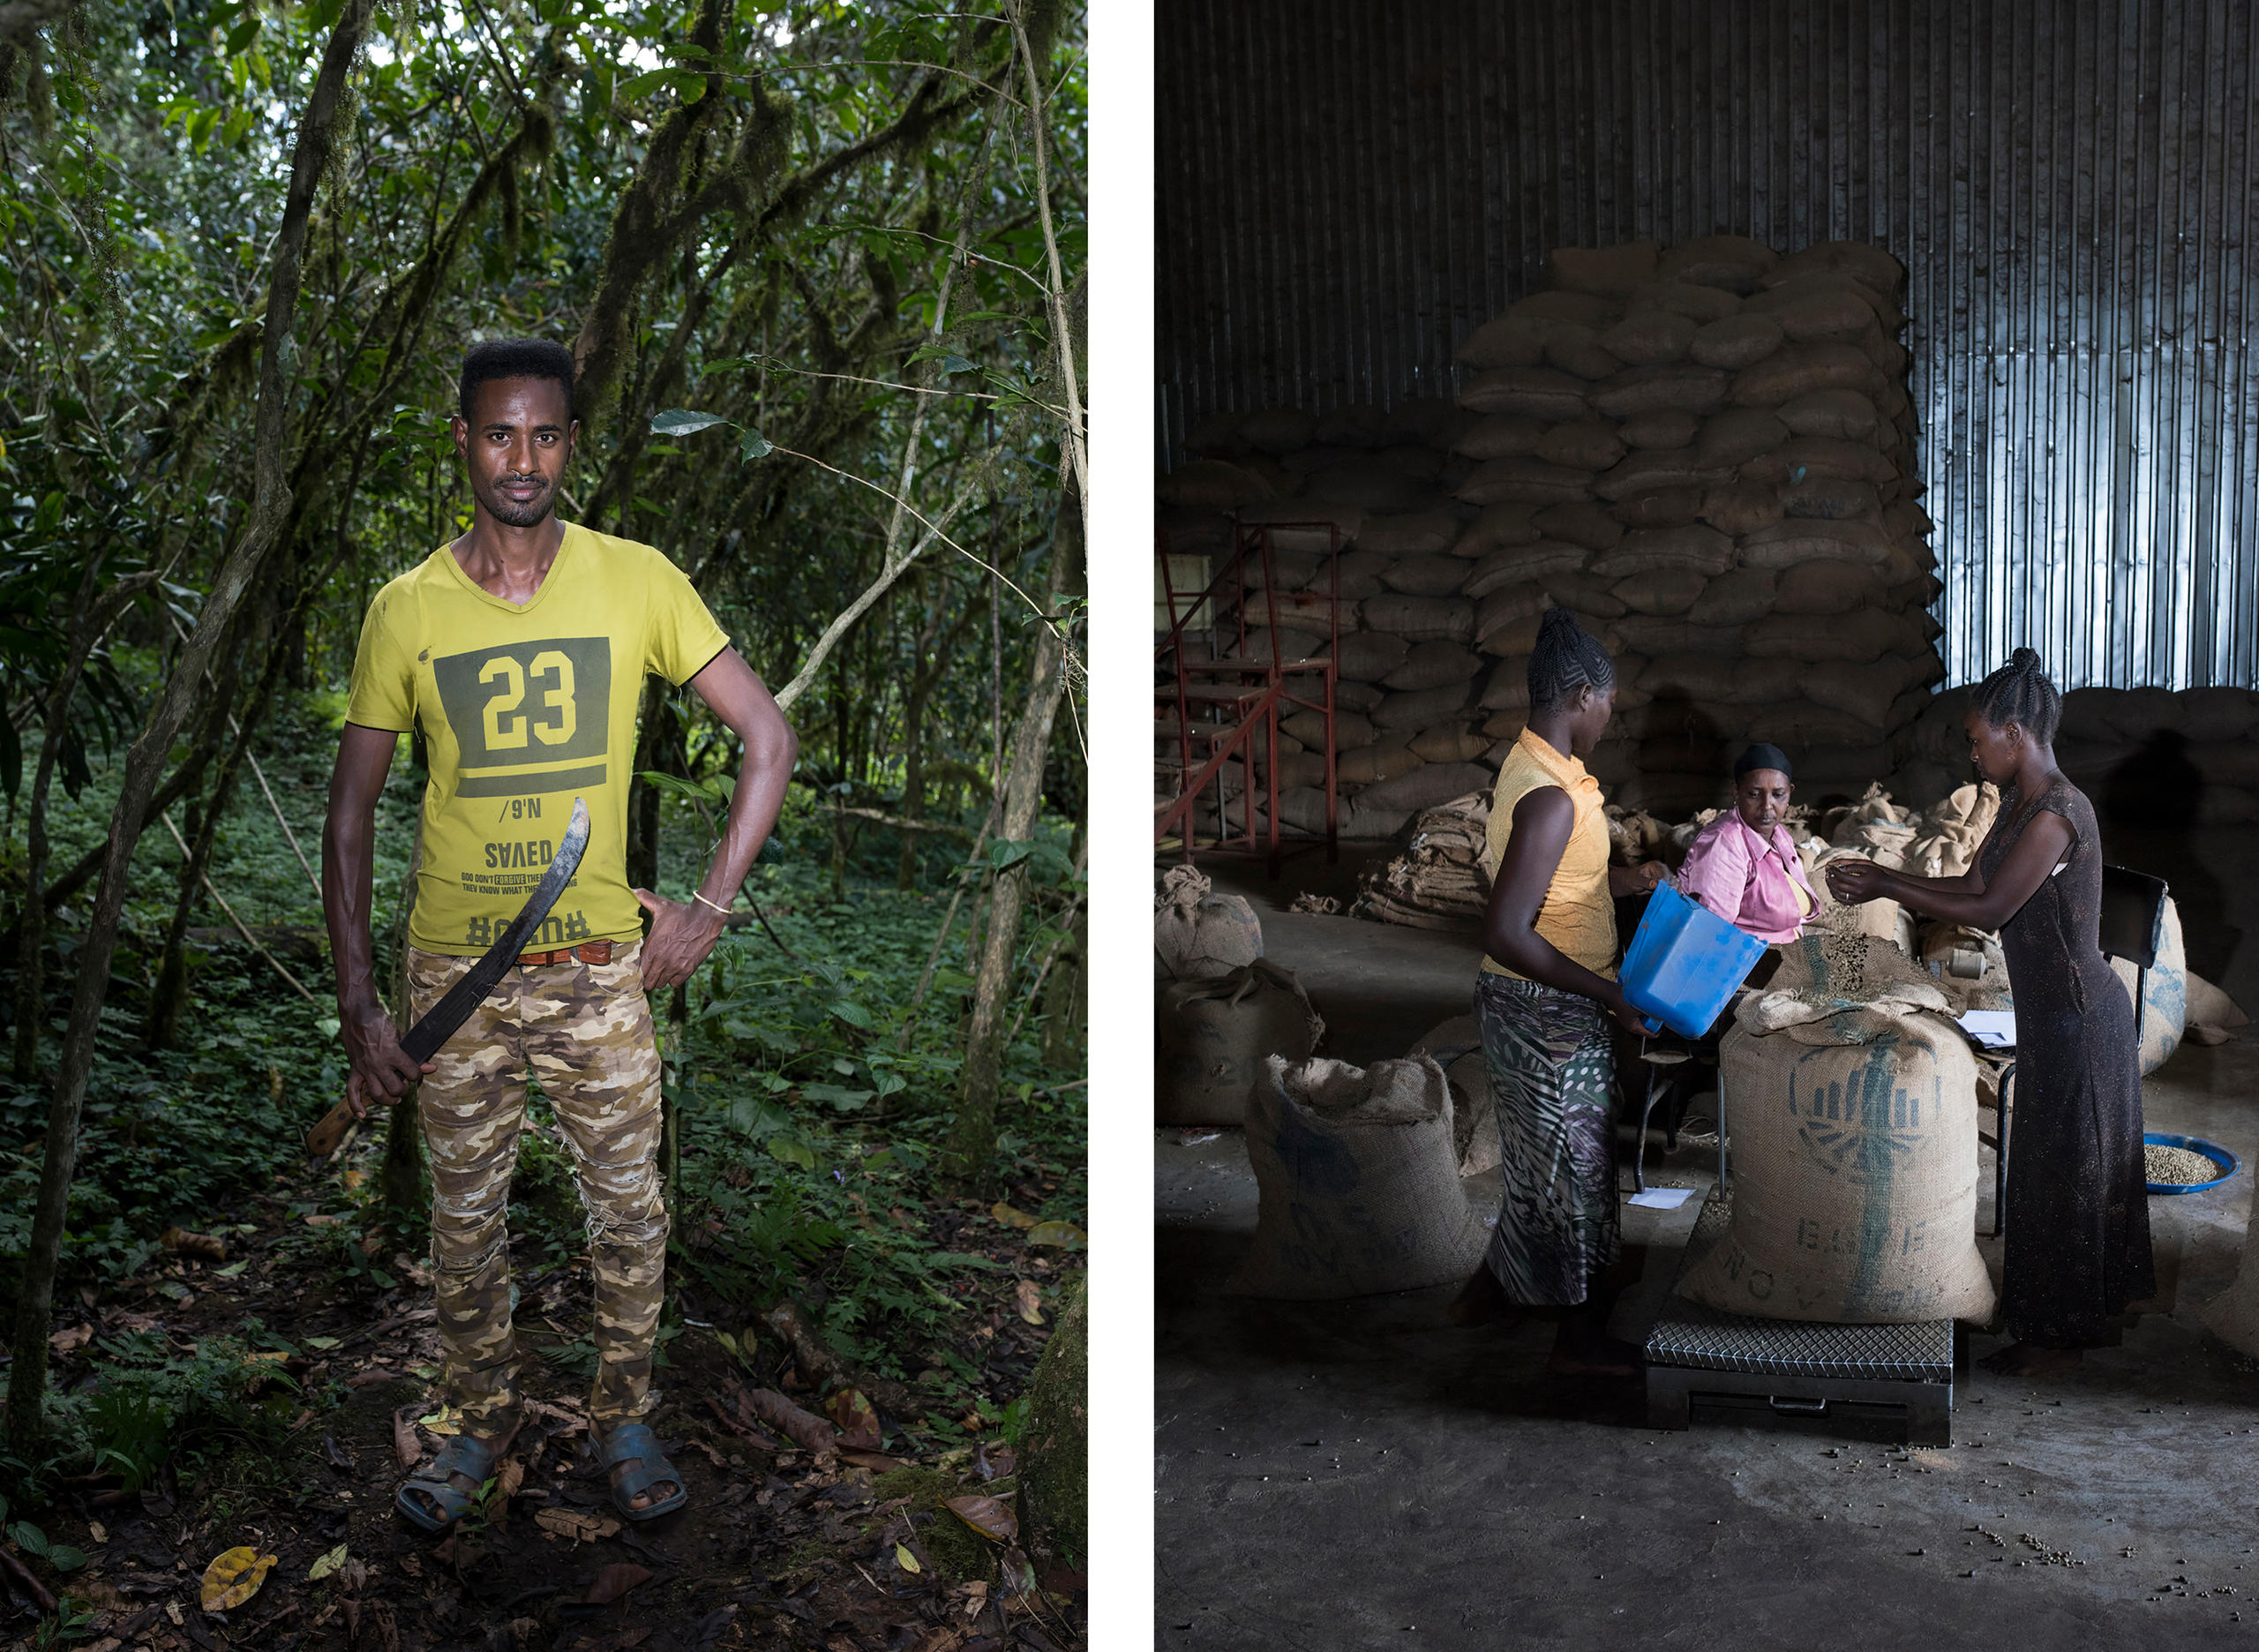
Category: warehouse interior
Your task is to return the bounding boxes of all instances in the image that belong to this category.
[1152,2,2259,1646]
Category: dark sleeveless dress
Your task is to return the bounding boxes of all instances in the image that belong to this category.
[1977,775,2156,1347]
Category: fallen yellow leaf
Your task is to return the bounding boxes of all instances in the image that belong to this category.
[307,1542,348,1581]
[990,1201,1038,1229]
[896,1543,921,1573]
[1015,1280,1045,1325]
[199,1546,277,1611]
[1024,1220,1085,1247]
[417,1404,464,1436]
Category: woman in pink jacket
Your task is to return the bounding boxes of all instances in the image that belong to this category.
[1675,743,1816,943]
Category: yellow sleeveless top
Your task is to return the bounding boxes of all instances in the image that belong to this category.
[1481,727,1618,981]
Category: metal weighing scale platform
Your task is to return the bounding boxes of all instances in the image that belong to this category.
[1644,1194,1957,1444]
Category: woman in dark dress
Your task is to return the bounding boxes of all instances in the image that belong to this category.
[1827,650,2153,1376]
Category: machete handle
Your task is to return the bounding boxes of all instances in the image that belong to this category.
[305,1088,412,1160]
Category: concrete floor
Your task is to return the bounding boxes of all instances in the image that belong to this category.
[1156,849,2259,1651]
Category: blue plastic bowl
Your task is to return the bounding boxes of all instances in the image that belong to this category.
[1619,881,1767,1040]
[2143,1131,2240,1195]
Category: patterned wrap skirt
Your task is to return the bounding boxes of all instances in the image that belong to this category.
[1475,971,1620,1307]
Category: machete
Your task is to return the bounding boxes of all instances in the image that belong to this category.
[305,796,591,1159]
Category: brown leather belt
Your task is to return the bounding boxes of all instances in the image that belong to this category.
[519,941,613,968]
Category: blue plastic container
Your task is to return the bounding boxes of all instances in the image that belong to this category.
[1618,881,1768,1039]
[2142,1131,2240,1195]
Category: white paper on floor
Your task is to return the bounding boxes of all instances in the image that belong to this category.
[1958,1009,2016,1049]
[1626,1186,1694,1209]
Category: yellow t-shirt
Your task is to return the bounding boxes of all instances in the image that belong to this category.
[1481,727,1618,982]
[346,522,732,955]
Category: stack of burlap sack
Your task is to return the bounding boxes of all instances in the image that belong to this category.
[1154,868,1324,1126]
[1160,233,1946,841]
[1900,682,2259,827]
[1347,792,1495,928]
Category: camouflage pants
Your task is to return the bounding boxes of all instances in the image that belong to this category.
[406,942,667,1430]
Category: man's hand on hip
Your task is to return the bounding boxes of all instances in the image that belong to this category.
[341,994,434,1118]
[635,888,727,992]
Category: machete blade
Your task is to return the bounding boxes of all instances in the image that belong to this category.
[305,796,591,1159]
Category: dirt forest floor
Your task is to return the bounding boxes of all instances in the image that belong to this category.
[2,1134,1085,1652]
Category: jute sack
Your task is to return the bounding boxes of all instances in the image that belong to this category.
[1370,681,1475,732]
[1595,449,1737,500]
[1699,478,1789,535]
[1728,342,1880,405]
[1459,367,1591,423]
[1532,499,1624,550]
[1227,1055,1490,1298]
[1588,523,1736,579]
[1536,419,1629,471]
[1408,1016,1500,1175]
[1337,738,1422,786]
[1410,725,1492,764]
[1240,408,1317,454]
[1360,514,1461,557]
[1799,841,1919,954]
[1776,388,1880,440]
[1658,234,1777,290]
[1456,456,1594,506]
[1689,313,1785,369]
[1445,501,1554,558]
[1155,866,1264,980]
[1627,279,1745,321]
[1697,483,1784,537]
[1587,363,1730,419]
[2108,893,2187,1075]
[1598,309,1698,365]
[1157,963,1325,1127]
[1362,595,1476,642]
[1456,316,1548,370]
[1610,565,1710,616]
[1383,639,1484,691]
[1462,540,1590,593]
[1904,783,1999,880]
[1618,408,1701,448]
[2186,969,2250,1041]
[1377,553,1473,597]
[1682,564,1779,627]
[1737,517,1892,571]
[1694,408,1790,468]
[1539,323,1623,380]
[1453,412,1547,460]
[1160,460,1277,510]
[1609,485,1707,529]
[1678,935,1996,1325]
[1332,630,1411,683]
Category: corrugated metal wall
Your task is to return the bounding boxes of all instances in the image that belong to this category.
[1156,0,2259,690]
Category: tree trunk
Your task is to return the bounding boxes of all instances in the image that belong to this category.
[1039,894,1084,1072]
[11,559,159,1080]
[146,615,261,1048]
[1015,1271,1085,1566]
[4,0,375,1449]
[941,482,1077,1184]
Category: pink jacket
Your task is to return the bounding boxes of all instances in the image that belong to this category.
[1677,813,1815,945]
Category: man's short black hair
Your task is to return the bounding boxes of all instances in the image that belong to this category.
[458,338,576,424]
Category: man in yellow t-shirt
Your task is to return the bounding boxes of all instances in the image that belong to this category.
[321,338,797,1533]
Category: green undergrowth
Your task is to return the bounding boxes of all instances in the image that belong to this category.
[1,699,1084,1498]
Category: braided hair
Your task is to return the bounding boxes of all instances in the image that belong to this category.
[1972,647,2062,745]
[1527,607,1616,714]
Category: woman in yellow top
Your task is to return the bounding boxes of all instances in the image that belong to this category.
[1448,609,1662,1377]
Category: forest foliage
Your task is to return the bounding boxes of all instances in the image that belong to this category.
[0,0,1087,1517]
